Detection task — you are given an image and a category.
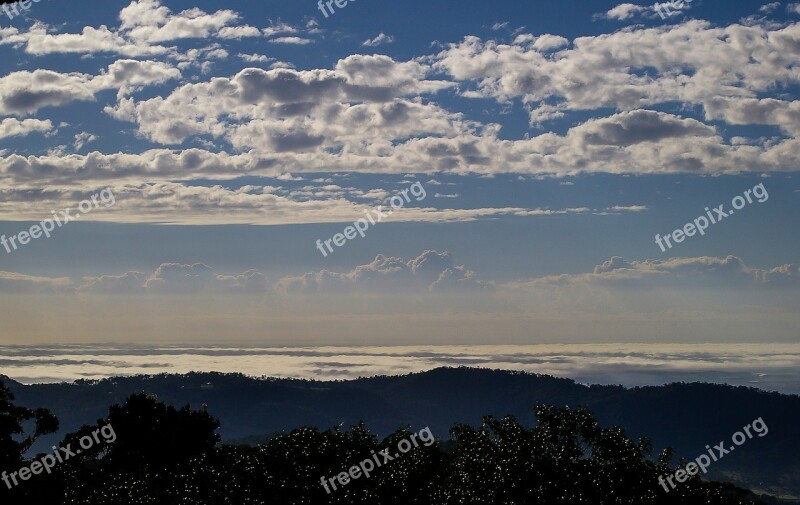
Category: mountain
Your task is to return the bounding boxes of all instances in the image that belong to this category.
[4,367,798,499]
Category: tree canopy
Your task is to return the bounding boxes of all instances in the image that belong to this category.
[0,379,769,505]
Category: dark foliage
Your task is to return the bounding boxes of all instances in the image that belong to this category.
[0,379,773,505]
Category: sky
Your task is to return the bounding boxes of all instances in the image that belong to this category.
[0,0,799,347]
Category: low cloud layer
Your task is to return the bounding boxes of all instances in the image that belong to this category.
[3,343,799,395]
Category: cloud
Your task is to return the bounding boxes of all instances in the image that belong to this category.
[603,3,647,20]
[108,59,455,148]
[0,180,588,225]
[92,59,181,90]
[573,110,715,147]
[217,25,261,39]
[262,22,300,38]
[119,1,239,43]
[1,252,492,295]
[0,70,98,115]
[0,23,170,57]
[0,271,73,293]
[73,132,98,151]
[0,1,280,57]
[508,255,800,289]
[0,60,179,115]
[759,2,781,13]
[268,36,313,45]
[362,33,395,47]
[238,53,273,63]
[432,21,800,126]
[0,118,53,139]
[4,343,800,393]
[77,264,268,294]
[3,254,798,295]
[276,250,493,293]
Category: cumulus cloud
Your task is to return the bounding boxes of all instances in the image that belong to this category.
[76,264,268,294]
[0,0,280,57]
[0,180,592,225]
[109,59,455,149]
[0,60,179,115]
[262,22,300,38]
[508,255,800,289]
[276,251,492,293]
[268,37,313,45]
[1,253,492,295]
[0,70,98,115]
[3,3,800,229]
[73,132,98,151]
[238,53,273,63]
[362,33,394,47]
[0,271,73,293]
[4,254,797,297]
[218,25,261,39]
[603,3,647,20]
[759,2,781,13]
[0,118,53,139]
[0,23,170,57]
[432,21,800,126]
[573,110,715,147]
[119,1,239,43]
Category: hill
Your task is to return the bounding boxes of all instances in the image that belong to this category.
[4,367,798,499]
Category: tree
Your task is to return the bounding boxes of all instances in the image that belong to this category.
[0,379,59,502]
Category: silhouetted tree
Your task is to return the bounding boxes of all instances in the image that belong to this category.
[0,380,59,503]
[0,385,770,505]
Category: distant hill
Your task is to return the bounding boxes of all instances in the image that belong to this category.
[3,367,798,499]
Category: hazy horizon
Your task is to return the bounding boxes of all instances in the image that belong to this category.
[2,343,799,395]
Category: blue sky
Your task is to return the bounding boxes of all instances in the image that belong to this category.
[0,0,798,346]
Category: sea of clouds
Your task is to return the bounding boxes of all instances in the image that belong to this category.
[1,343,799,394]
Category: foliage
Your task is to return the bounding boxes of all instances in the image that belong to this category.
[0,379,770,505]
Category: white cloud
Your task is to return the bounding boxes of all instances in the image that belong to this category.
[276,251,493,293]
[120,2,239,43]
[218,25,261,39]
[603,3,646,20]
[73,132,98,151]
[759,2,781,13]
[238,53,273,63]
[507,255,800,289]
[362,33,394,47]
[268,36,313,45]
[0,70,97,115]
[0,60,180,116]
[0,0,273,57]
[0,23,170,57]
[0,118,53,139]
[262,22,299,37]
[433,21,800,126]
[92,59,181,90]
